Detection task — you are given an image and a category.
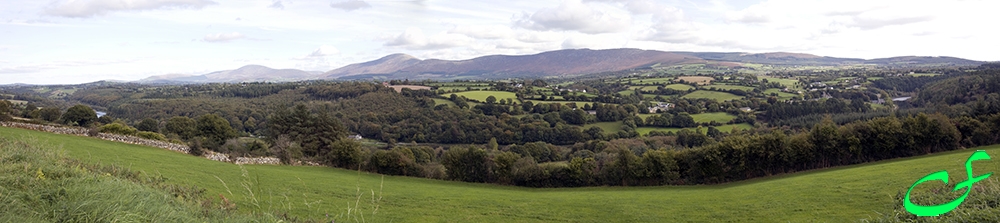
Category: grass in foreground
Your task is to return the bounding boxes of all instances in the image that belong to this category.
[0,136,285,222]
[4,126,1000,222]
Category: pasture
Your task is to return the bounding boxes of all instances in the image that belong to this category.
[681,90,744,101]
[3,126,1000,222]
[675,76,714,85]
[664,84,695,91]
[704,84,754,91]
[431,98,456,107]
[443,91,517,103]
[582,121,623,133]
[759,76,802,89]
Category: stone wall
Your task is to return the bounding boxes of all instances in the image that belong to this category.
[1,121,280,165]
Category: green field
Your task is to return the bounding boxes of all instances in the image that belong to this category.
[759,76,802,89]
[438,86,490,92]
[763,88,798,100]
[443,91,517,103]
[7,126,1000,222]
[637,112,736,124]
[909,73,940,77]
[704,84,755,91]
[681,90,744,101]
[432,98,456,107]
[582,121,623,133]
[664,84,695,91]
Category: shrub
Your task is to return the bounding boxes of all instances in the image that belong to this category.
[136,131,167,141]
[98,123,138,136]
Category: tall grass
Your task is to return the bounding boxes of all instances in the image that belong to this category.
[0,136,285,222]
[865,177,1000,222]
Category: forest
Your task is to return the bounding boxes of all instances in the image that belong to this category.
[1,63,999,187]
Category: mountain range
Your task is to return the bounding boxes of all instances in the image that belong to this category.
[138,48,985,83]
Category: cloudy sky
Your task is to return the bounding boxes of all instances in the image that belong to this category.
[1,0,996,84]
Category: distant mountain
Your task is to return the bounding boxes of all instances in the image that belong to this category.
[138,65,321,83]
[670,52,981,66]
[327,48,705,80]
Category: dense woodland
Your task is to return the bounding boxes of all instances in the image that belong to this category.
[2,64,999,187]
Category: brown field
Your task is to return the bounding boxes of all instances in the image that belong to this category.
[388,85,432,92]
[676,76,714,85]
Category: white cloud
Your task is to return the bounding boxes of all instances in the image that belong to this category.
[384,27,472,50]
[514,0,632,34]
[46,0,216,18]
[330,0,370,11]
[269,0,284,9]
[203,32,245,42]
[307,45,340,57]
[448,25,513,39]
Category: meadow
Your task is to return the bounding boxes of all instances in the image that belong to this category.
[442,90,518,102]
[5,126,1000,222]
[681,90,744,101]
[525,100,591,108]
[665,84,695,91]
[675,76,714,85]
[703,84,755,91]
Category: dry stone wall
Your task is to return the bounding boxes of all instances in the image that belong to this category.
[1,121,279,165]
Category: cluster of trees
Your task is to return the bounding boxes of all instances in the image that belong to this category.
[761,98,872,121]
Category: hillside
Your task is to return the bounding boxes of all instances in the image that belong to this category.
[4,126,998,222]
[670,51,982,66]
[138,65,321,83]
[330,48,705,80]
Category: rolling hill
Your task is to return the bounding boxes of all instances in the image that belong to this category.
[137,49,984,83]
[328,48,706,80]
[138,65,321,83]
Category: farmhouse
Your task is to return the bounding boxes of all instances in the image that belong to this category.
[647,102,674,113]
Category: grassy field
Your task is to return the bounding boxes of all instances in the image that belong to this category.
[582,121,623,133]
[443,91,517,102]
[664,84,695,91]
[682,90,744,101]
[909,73,940,77]
[759,76,802,89]
[6,126,1000,222]
[438,86,491,92]
[763,88,799,100]
[676,76,714,85]
[432,98,456,107]
[704,84,755,91]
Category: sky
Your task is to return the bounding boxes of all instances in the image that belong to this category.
[1,0,997,85]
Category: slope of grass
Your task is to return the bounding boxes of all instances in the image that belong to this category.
[0,136,282,222]
[5,126,1000,222]
[681,90,744,101]
[524,100,591,108]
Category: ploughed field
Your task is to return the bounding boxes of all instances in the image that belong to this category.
[3,126,998,222]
